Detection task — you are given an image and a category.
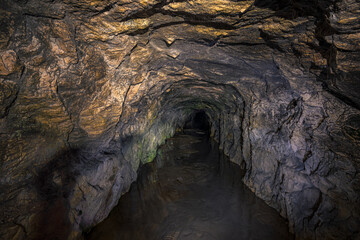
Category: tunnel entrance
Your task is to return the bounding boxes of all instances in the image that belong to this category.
[184,110,210,131]
[86,130,293,240]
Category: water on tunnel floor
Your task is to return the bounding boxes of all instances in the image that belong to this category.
[85,130,294,240]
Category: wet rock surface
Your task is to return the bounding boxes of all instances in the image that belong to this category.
[0,0,359,239]
[86,130,293,240]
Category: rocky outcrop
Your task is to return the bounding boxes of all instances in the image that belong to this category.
[0,0,359,239]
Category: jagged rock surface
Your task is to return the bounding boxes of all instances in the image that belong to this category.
[0,0,359,239]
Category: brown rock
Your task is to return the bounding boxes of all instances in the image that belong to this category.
[0,50,17,76]
[0,0,359,239]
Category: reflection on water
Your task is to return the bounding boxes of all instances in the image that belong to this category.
[86,130,293,240]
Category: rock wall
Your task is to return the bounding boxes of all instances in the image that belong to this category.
[0,0,359,239]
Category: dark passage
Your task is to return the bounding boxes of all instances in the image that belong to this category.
[183,111,210,131]
[86,130,293,240]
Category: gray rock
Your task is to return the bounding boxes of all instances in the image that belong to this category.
[0,0,359,239]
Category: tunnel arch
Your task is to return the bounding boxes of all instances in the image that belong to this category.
[116,77,248,178]
[1,1,359,238]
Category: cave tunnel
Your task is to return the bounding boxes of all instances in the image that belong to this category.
[184,110,210,131]
[0,0,360,240]
[86,105,292,240]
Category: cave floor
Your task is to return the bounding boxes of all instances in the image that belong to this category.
[86,130,293,240]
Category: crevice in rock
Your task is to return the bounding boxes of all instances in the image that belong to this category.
[259,29,286,53]
[319,72,360,110]
[1,0,359,239]
[91,2,118,17]
[23,12,65,20]
[1,67,23,118]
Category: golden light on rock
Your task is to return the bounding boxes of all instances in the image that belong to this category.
[0,0,359,239]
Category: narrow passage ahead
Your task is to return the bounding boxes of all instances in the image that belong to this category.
[86,130,293,240]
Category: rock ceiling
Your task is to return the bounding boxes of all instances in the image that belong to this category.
[0,0,359,239]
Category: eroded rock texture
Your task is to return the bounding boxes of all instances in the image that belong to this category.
[0,0,359,239]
